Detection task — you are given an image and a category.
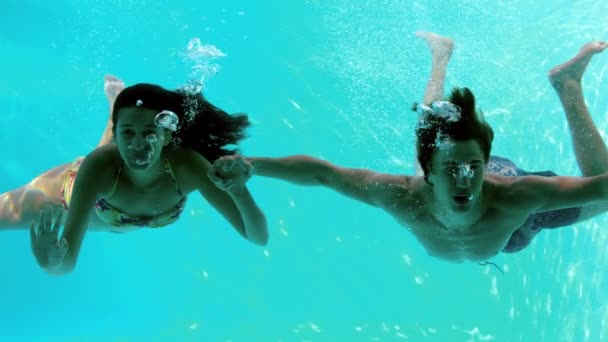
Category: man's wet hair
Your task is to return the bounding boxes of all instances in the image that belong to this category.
[415,87,494,182]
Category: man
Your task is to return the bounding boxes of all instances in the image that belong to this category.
[139,34,608,263]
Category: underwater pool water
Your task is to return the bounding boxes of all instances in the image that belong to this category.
[1,0,608,341]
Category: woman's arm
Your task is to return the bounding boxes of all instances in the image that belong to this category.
[47,152,113,275]
[218,185,268,246]
[247,155,413,208]
[181,151,268,246]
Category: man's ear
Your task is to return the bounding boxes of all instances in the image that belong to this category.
[162,131,173,146]
[425,167,435,186]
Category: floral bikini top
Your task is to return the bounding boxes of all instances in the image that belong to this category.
[94,159,187,228]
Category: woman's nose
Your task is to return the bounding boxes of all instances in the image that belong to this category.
[130,136,148,150]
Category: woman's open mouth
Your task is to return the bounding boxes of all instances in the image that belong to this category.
[133,152,151,165]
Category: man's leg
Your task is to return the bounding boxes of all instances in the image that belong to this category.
[416,31,454,105]
[502,42,608,253]
[548,41,608,222]
[414,32,454,175]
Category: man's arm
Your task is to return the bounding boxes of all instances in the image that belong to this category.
[248,155,413,208]
[510,174,608,213]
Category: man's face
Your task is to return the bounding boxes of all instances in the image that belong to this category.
[427,138,486,213]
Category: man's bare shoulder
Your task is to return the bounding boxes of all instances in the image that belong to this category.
[372,173,426,210]
[483,174,541,212]
[369,172,422,191]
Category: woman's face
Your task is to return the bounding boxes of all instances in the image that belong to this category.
[114,107,168,171]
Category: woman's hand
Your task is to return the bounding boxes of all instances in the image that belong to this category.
[30,206,69,271]
[208,155,253,194]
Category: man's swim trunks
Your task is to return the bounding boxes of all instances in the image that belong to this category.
[487,156,582,253]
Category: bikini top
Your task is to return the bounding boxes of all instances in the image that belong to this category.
[94,159,187,228]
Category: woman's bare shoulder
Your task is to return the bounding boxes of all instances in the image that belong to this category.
[164,148,212,193]
[165,148,210,169]
[86,145,122,166]
[79,145,122,192]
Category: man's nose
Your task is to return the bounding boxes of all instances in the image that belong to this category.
[455,174,472,188]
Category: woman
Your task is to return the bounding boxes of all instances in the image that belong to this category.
[2,77,268,275]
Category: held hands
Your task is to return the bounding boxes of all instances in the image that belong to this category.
[208,155,253,194]
[29,206,68,270]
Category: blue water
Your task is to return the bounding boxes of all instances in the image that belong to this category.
[2,0,608,340]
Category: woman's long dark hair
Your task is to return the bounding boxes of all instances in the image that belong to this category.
[112,83,250,162]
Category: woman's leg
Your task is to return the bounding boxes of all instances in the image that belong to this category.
[548,41,608,222]
[0,163,71,230]
[96,75,125,147]
[1,75,125,229]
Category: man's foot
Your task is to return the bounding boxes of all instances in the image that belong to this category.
[416,31,454,62]
[548,41,608,92]
[104,75,125,104]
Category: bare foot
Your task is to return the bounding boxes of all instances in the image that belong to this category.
[548,41,608,91]
[416,31,454,61]
[104,75,125,104]
[99,75,125,147]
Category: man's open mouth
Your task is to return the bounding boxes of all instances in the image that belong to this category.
[453,194,473,205]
